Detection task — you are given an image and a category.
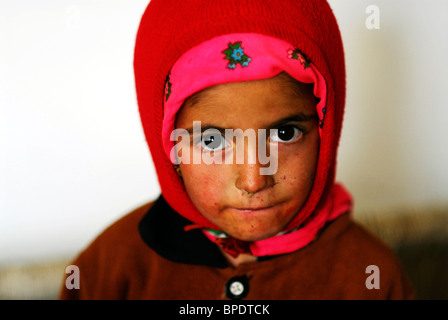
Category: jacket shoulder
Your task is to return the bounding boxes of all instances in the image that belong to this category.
[326,215,417,299]
[59,201,155,299]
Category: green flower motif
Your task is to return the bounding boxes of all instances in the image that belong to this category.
[320,107,326,129]
[164,72,172,101]
[287,48,311,69]
[222,42,251,69]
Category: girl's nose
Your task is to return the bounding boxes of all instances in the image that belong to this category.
[235,163,274,195]
[233,133,275,195]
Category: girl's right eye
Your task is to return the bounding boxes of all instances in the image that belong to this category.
[198,131,229,151]
[270,125,303,144]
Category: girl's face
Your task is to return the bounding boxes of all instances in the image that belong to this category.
[175,73,320,242]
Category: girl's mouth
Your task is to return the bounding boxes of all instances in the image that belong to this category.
[235,205,274,212]
[229,201,284,214]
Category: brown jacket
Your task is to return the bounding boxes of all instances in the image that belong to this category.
[59,196,416,300]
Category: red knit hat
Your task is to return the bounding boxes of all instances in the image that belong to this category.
[134,0,346,231]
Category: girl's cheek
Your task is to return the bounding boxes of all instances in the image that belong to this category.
[202,175,211,186]
[195,169,226,208]
[277,153,313,189]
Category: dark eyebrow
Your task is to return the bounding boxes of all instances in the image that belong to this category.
[183,113,317,134]
[267,113,318,130]
[184,125,226,135]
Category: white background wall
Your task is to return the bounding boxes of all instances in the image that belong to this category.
[335,0,448,213]
[1,0,447,266]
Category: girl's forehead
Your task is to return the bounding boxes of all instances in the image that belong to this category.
[183,73,316,110]
[176,76,318,128]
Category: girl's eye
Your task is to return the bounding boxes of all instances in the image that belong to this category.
[199,132,229,151]
[270,125,303,143]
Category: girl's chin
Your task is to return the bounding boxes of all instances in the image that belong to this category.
[223,227,281,242]
[218,206,291,241]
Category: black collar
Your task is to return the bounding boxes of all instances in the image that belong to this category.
[138,195,229,268]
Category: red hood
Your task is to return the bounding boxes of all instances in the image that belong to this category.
[133,0,346,231]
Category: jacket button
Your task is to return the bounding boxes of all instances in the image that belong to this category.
[225,276,249,299]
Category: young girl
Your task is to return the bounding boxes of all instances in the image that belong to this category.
[60,0,416,299]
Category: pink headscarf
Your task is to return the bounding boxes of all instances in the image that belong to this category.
[159,33,352,257]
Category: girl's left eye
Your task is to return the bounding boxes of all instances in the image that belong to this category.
[270,125,303,143]
[199,132,229,151]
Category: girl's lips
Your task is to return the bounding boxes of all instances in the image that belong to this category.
[235,205,274,212]
[228,200,285,212]
[230,202,284,213]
